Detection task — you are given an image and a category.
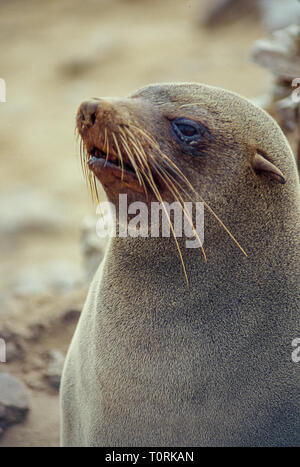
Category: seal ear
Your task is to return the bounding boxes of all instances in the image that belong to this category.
[252,151,286,184]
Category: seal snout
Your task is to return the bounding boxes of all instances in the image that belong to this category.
[77,99,100,130]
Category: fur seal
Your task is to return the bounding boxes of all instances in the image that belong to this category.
[60,82,300,447]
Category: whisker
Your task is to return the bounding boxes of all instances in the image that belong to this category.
[77,117,247,285]
[124,128,190,284]
[119,131,147,194]
[112,132,125,181]
[105,128,109,167]
[145,172,190,286]
[130,125,247,257]
[151,161,207,261]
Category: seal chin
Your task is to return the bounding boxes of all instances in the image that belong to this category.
[87,146,144,193]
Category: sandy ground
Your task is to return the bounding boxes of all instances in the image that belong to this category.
[0,0,284,448]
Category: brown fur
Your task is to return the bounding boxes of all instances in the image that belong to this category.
[60,83,300,447]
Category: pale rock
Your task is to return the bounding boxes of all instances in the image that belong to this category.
[45,350,65,390]
[0,373,29,433]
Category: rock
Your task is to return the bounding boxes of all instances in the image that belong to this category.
[0,295,25,319]
[11,272,49,297]
[0,373,29,433]
[0,186,67,236]
[252,25,300,81]
[5,341,23,363]
[0,327,23,363]
[62,308,81,322]
[275,96,299,131]
[251,25,300,136]
[250,94,272,110]
[27,323,46,341]
[11,261,83,296]
[0,326,14,341]
[273,80,292,101]
[202,0,300,30]
[202,0,257,27]
[42,262,83,292]
[59,35,122,78]
[45,350,65,390]
[259,0,300,31]
[30,356,45,371]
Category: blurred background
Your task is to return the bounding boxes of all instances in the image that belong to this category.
[0,0,299,447]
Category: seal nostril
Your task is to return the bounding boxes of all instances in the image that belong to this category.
[90,112,96,125]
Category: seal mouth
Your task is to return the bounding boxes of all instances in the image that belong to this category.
[89,146,136,177]
[87,146,144,192]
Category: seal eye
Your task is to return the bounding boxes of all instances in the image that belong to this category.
[171,117,211,157]
[171,118,200,143]
[175,123,197,138]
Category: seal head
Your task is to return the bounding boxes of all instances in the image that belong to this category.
[77,83,287,209]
